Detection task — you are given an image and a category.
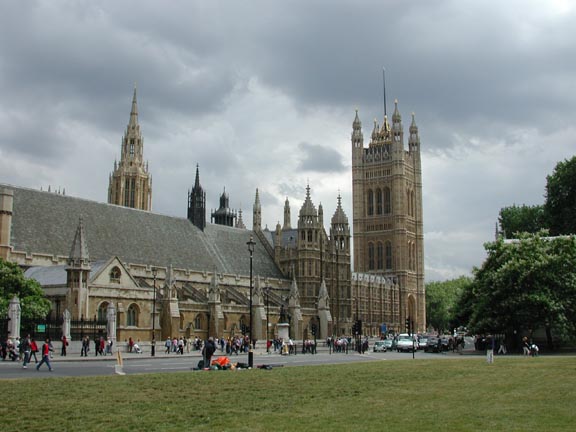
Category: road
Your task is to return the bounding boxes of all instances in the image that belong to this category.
[0,348,478,380]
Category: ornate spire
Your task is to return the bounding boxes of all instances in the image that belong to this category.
[68,217,90,268]
[253,188,262,231]
[236,208,246,229]
[188,164,206,230]
[331,193,349,226]
[129,85,138,127]
[299,183,317,217]
[283,197,291,230]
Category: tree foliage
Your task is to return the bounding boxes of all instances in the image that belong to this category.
[499,204,547,238]
[458,232,576,347]
[545,155,576,236]
[0,259,51,318]
[425,276,472,334]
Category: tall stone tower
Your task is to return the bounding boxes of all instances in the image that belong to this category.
[187,164,206,230]
[351,100,425,331]
[108,87,152,211]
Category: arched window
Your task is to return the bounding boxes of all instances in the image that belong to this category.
[368,243,375,271]
[376,188,382,215]
[194,315,202,330]
[377,242,384,270]
[307,230,313,242]
[385,241,393,270]
[367,190,374,216]
[110,267,121,283]
[383,187,391,214]
[97,302,109,322]
[127,304,138,327]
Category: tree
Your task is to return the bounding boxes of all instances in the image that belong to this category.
[545,155,576,236]
[464,232,576,349]
[499,204,547,238]
[0,259,51,318]
[426,276,472,334]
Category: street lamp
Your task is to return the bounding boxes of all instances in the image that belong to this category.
[264,286,271,354]
[151,267,158,356]
[247,235,256,368]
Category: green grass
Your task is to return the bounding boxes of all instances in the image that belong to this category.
[3,357,575,431]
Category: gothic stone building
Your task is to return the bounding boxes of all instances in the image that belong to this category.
[0,89,425,342]
[351,100,425,334]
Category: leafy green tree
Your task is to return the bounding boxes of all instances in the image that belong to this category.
[426,276,472,334]
[499,204,547,238]
[465,232,576,349]
[545,155,576,236]
[0,259,51,318]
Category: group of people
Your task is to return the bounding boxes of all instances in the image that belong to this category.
[0,335,54,371]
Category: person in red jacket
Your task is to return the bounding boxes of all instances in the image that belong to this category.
[36,338,53,372]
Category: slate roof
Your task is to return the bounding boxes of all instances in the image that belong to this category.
[24,261,107,286]
[7,184,284,279]
[263,227,298,249]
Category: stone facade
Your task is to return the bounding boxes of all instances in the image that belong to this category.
[351,100,425,333]
[0,89,426,341]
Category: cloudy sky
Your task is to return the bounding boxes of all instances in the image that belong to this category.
[1,0,575,281]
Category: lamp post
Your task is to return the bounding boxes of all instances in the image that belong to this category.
[247,235,256,368]
[264,286,271,354]
[151,267,157,356]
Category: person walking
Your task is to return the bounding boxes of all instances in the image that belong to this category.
[21,335,31,369]
[29,338,39,363]
[36,338,53,371]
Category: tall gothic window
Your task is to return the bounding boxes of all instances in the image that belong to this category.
[385,241,393,270]
[383,187,391,214]
[377,242,384,270]
[127,304,138,327]
[97,302,108,322]
[376,188,383,215]
[368,243,375,270]
[129,139,135,156]
[367,190,374,216]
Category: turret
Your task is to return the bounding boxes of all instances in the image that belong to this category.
[283,197,291,230]
[66,217,91,318]
[409,112,420,153]
[188,164,206,231]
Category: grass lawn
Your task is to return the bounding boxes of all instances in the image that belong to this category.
[2,357,575,431]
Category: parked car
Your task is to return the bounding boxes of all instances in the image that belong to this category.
[417,336,428,350]
[373,341,387,352]
[425,336,440,352]
[382,339,396,351]
[396,334,416,352]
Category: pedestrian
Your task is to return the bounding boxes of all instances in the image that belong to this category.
[486,334,494,364]
[36,338,53,371]
[61,335,68,356]
[202,337,216,369]
[522,337,530,356]
[29,338,39,363]
[21,335,31,369]
[128,337,134,353]
[165,337,171,354]
[106,337,113,355]
[81,336,90,357]
[94,337,100,356]
[497,339,507,355]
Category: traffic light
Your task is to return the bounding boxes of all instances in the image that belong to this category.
[405,318,411,334]
[240,323,247,336]
[352,321,358,335]
[357,320,362,336]
[311,324,317,336]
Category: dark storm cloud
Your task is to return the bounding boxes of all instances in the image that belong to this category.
[297,142,346,173]
[1,0,575,281]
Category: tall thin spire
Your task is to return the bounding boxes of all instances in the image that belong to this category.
[383,68,387,118]
[130,84,138,127]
